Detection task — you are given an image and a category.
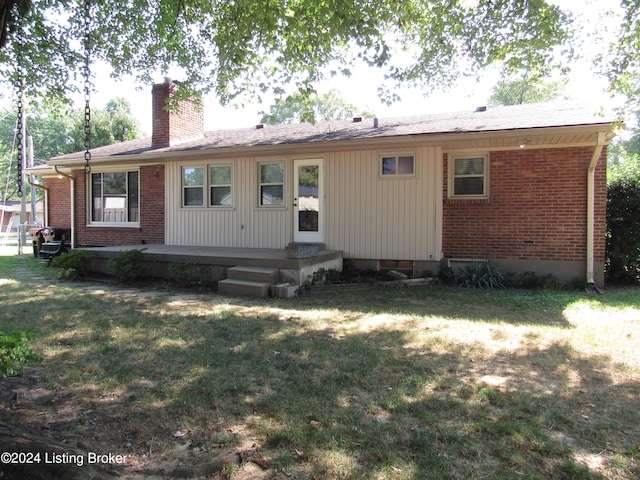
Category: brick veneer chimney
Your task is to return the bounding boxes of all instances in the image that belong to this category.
[152,80,204,148]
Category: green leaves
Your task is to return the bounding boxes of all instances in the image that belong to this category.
[0,0,576,107]
[259,88,373,124]
[608,1,640,104]
[488,75,566,106]
[607,157,640,285]
[0,330,42,378]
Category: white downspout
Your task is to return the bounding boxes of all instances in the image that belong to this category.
[587,132,606,285]
[26,176,48,226]
[54,166,76,249]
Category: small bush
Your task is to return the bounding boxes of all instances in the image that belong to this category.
[454,260,505,289]
[0,330,42,378]
[50,249,95,280]
[107,248,147,283]
[437,263,456,285]
[168,261,211,288]
[514,271,562,290]
[305,267,345,287]
[607,156,640,284]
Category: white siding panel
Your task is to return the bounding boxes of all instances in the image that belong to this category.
[325,146,441,261]
[165,157,289,248]
[164,147,442,260]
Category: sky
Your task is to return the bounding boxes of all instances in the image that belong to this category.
[102,62,614,136]
[1,0,623,136]
[75,0,623,136]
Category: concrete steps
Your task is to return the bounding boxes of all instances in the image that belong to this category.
[217,266,279,297]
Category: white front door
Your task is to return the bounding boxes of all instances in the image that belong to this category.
[293,159,324,243]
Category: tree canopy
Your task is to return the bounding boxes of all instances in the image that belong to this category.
[0,0,577,105]
[0,96,140,200]
[260,89,375,124]
[607,0,640,110]
[488,76,566,106]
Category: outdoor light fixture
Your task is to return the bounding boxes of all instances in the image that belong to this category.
[519,139,531,149]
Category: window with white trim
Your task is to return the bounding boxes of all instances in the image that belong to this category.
[182,166,204,206]
[259,162,284,206]
[90,170,139,224]
[380,154,415,177]
[449,153,489,198]
[210,165,233,207]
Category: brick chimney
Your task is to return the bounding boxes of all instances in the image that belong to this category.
[152,80,204,148]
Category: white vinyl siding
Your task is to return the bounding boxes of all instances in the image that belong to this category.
[326,146,441,260]
[167,157,290,248]
[165,146,442,261]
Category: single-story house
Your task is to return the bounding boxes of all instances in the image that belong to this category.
[1,201,45,232]
[28,81,618,286]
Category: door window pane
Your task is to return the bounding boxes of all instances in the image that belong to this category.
[298,165,319,232]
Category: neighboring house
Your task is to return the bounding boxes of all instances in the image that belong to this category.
[1,201,45,231]
[28,81,618,285]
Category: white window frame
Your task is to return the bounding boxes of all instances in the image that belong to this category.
[379,153,416,178]
[209,164,234,208]
[448,153,490,199]
[258,161,285,207]
[88,168,140,227]
[181,166,205,208]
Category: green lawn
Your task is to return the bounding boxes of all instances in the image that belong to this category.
[1,253,639,479]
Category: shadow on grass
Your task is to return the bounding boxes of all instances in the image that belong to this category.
[0,256,638,479]
[291,283,583,328]
[0,255,640,480]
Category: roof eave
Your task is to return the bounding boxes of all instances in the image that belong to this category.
[44,122,618,169]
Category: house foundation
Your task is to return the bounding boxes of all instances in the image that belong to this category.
[79,244,343,287]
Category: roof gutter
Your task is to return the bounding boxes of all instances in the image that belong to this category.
[586,131,606,286]
[47,124,614,168]
[54,166,75,249]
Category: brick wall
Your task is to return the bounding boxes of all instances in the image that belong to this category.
[43,165,165,246]
[442,147,607,263]
[152,81,204,148]
[44,177,72,228]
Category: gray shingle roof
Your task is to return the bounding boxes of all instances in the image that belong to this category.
[51,101,616,161]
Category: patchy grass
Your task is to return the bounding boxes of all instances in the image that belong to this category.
[0,254,639,479]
